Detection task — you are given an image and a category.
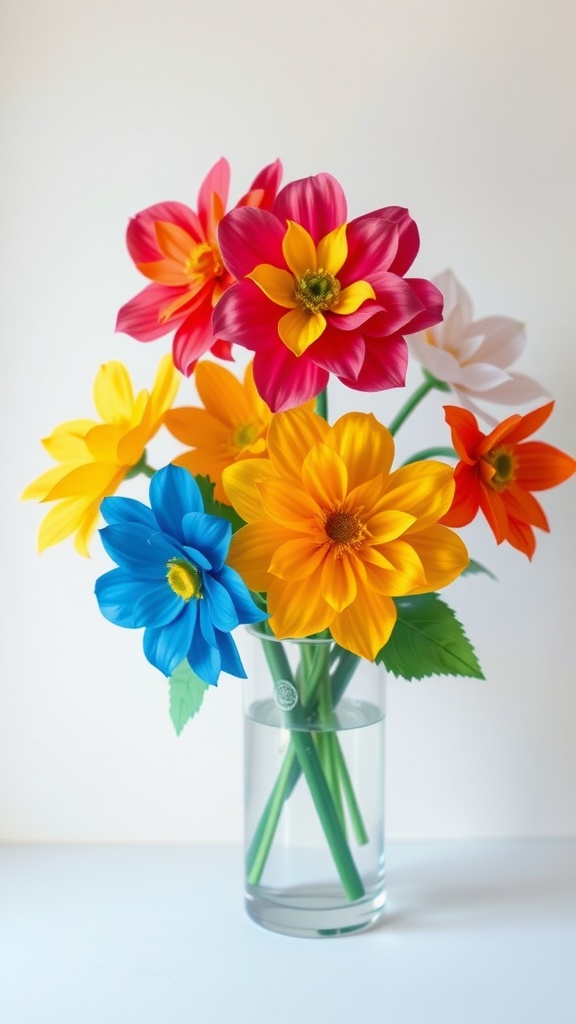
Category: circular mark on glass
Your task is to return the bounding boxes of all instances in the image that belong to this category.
[274,679,298,711]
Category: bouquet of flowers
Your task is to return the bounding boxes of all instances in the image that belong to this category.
[22,158,575,932]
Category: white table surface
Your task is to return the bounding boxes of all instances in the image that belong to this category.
[1,840,574,1024]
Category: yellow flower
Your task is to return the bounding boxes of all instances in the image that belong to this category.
[21,354,179,556]
[222,406,469,660]
[164,360,273,503]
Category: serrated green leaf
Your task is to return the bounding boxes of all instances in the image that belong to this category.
[376,593,485,680]
[194,474,245,533]
[462,558,497,581]
[169,660,208,736]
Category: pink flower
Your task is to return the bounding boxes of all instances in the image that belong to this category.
[213,173,443,411]
[116,158,282,376]
[409,270,549,423]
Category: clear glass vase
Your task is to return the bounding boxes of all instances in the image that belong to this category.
[244,624,386,937]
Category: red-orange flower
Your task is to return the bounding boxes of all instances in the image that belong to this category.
[116,158,282,376]
[441,402,575,558]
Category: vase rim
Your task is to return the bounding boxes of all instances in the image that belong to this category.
[245,623,334,646]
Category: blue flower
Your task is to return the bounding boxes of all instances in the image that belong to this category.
[94,465,267,686]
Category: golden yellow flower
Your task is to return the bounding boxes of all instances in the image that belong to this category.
[164,360,272,502]
[21,354,179,556]
[222,406,469,660]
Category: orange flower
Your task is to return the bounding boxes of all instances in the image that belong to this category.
[164,361,272,502]
[441,402,575,558]
[223,406,469,660]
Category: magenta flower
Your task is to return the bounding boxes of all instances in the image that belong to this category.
[213,173,443,411]
[116,158,283,376]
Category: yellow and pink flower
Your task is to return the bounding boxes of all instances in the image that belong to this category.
[116,158,282,376]
[213,173,443,410]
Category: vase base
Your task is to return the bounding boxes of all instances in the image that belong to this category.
[245,883,386,938]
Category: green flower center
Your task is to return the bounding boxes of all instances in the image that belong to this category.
[166,558,202,601]
[295,269,341,314]
[234,422,258,448]
[485,446,516,491]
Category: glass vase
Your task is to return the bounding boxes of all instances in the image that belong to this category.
[243,624,386,938]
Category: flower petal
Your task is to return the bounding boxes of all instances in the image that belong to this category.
[181,511,231,570]
[126,202,203,263]
[213,564,268,623]
[212,280,282,352]
[93,362,134,423]
[228,521,294,591]
[330,589,397,660]
[337,334,408,392]
[132,581,184,628]
[282,220,318,277]
[266,405,330,479]
[309,326,366,379]
[143,602,197,677]
[100,495,158,529]
[197,157,231,236]
[116,284,188,341]
[384,461,456,531]
[252,343,329,411]
[259,478,322,528]
[222,458,277,522]
[202,573,239,632]
[267,577,334,638]
[320,547,358,612]
[248,264,298,308]
[172,298,216,377]
[95,568,147,628]
[98,523,170,577]
[405,526,469,593]
[316,223,348,276]
[268,537,329,581]
[325,412,395,490]
[148,465,202,537]
[278,307,326,356]
[218,207,285,279]
[335,281,375,315]
[273,173,347,244]
[515,441,576,490]
[301,444,347,507]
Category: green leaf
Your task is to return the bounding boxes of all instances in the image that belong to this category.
[169,660,209,736]
[376,593,485,680]
[462,558,497,581]
[194,474,245,533]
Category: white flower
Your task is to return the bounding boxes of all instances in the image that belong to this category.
[409,270,548,423]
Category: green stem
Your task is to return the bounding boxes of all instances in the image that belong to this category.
[315,387,328,421]
[125,451,157,479]
[331,739,369,845]
[387,371,450,437]
[316,680,346,833]
[247,746,300,884]
[246,644,363,887]
[252,637,364,902]
[401,446,458,466]
[287,729,364,901]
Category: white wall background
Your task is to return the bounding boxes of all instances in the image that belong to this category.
[1,0,575,844]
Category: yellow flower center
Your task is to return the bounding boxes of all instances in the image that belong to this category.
[185,241,223,281]
[294,268,341,314]
[325,507,369,549]
[485,446,516,491]
[166,558,202,600]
